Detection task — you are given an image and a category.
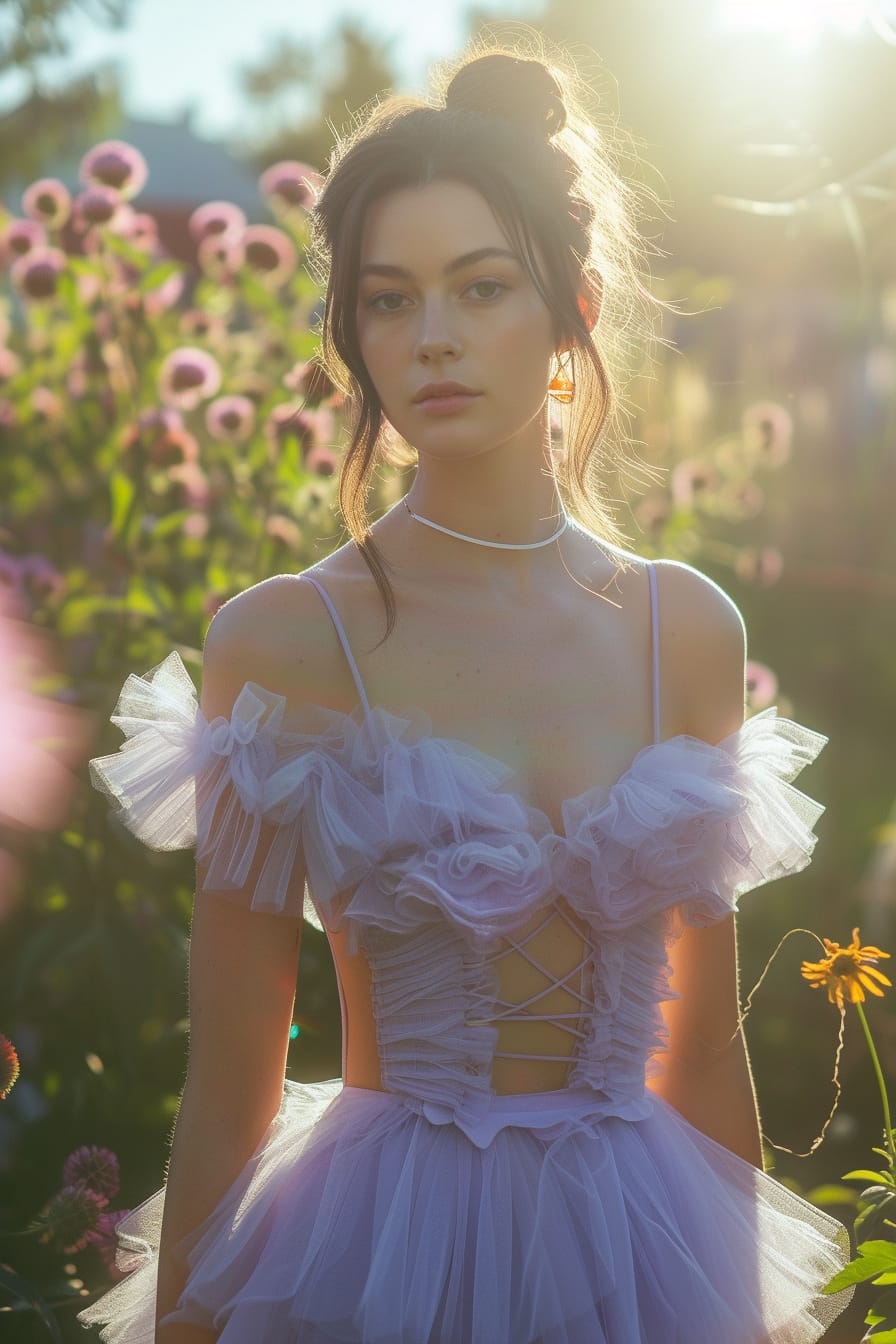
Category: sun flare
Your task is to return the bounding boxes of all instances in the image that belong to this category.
[720,0,872,48]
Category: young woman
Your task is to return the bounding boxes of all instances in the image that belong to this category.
[80,44,854,1344]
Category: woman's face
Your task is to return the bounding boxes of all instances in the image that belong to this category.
[355,178,558,461]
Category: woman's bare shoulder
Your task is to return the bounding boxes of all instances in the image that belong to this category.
[650,557,746,644]
[650,557,747,742]
[201,561,351,705]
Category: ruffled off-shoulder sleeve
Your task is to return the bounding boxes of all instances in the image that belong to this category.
[647,708,827,927]
[555,707,830,933]
[87,651,382,925]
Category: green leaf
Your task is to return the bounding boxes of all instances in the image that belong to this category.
[864,1285,896,1327]
[101,229,153,270]
[846,1170,896,1186]
[0,1264,64,1341]
[862,1329,896,1342]
[823,1241,896,1293]
[110,470,138,538]
[806,1184,858,1205]
[138,259,182,295]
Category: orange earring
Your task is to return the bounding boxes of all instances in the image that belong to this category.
[548,353,575,404]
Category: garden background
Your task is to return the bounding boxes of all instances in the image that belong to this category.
[0,1,894,1339]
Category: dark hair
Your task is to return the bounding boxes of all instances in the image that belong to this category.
[309,38,665,644]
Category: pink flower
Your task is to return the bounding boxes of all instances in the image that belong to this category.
[63,1145,120,1201]
[0,347,22,382]
[197,232,244,282]
[106,205,158,252]
[80,139,148,200]
[189,200,245,244]
[31,386,65,423]
[259,159,322,214]
[34,1183,107,1254]
[670,458,720,509]
[73,185,123,229]
[265,514,301,547]
[0,217,47,267]
[166,460,210,508]
[745,661,778,710]
[22,177,71,228]
[158,347,222,410]
[121,406,188,465]
[0,587,95,921]
[734,546,784,587]
[742,401,793,468]
[305,444,338,477]
[720,478,765,520]
[205,394,256,442]
[10,246,67,301]
[86,1207,132,1278]
[179,309,228,344]
[240,224,297,287]
[142,267,184,316]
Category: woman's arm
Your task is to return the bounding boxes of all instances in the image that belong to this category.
[154,596,308,1340]
[648,917,764,1169]
[645,561,764,1169]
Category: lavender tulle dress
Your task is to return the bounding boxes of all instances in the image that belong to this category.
[78,565,854,1343]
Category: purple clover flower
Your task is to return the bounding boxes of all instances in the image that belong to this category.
[73,185,123,229]
[240,225,297,287]
[22,178,71,228]
[158,347,222,410]
[80,140,148,201]
[10,247,67,301]
[205,394,256,442]
[63,1145,120,1201]
[188,200,245,244]
[36,1183,107,1254]
[0,218,47,267]
[197,233,244,282]
[259,159,322,213]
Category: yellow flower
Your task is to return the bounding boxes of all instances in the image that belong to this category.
[801,927,892,1008]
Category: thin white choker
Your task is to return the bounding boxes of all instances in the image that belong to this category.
[403,496,570,550]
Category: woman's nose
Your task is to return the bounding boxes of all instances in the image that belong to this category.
[414,296,460,360]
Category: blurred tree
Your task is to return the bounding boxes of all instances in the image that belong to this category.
[0,0,130,186]
[233,20,397,174]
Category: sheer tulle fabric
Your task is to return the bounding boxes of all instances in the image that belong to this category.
[78,1082,852,1344]
[79,652,854,1343]
[88,651,829,940]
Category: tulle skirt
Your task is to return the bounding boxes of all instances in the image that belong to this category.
[77,1079,853,1343]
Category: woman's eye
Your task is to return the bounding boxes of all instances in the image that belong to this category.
[367,292,409,313]
[466,279,506,300]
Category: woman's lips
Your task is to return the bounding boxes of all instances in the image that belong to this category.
[415,392,483,415]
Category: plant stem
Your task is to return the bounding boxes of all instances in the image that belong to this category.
[855,1000,896,1167]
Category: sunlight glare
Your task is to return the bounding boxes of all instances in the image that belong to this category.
[721,0,870,49]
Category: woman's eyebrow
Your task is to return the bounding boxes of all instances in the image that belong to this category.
[358,246,520,281]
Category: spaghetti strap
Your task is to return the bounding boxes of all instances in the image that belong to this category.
[301,572,372,720]
[647,561,661,744]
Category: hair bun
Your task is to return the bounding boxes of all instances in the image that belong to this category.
[445,53,567,140]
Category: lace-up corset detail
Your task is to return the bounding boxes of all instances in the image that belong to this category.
[298,567,667,1104]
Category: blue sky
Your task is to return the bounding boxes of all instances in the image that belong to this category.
[0,1,540,141]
